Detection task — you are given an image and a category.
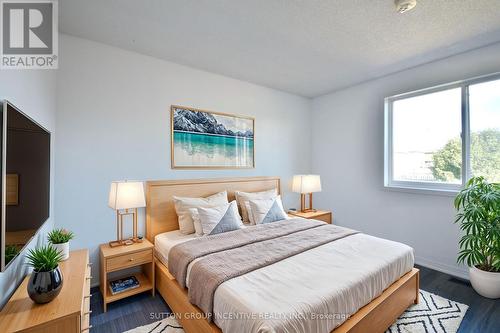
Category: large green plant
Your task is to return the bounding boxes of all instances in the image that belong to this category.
[454,176,500,272]
[25,245,63,272]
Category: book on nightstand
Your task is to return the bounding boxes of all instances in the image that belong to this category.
[109,276,140,295]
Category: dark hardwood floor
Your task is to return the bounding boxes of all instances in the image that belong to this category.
[415,265,500,333]
[90,265,500,333]
[90,289,171,333]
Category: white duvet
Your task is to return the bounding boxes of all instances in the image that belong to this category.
[155,227,414,333]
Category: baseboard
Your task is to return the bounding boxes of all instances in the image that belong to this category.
[415,256,469,281]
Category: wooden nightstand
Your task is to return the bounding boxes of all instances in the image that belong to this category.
[99,239,155,312]
[288,210,332,224]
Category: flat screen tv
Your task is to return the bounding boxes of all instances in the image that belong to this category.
[0,100,50,271]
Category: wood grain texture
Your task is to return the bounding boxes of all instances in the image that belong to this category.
[106,249,152,272]
[100,240,155,312]
[0,249,90,333]
[155,259,220,333]
[100,240,153,258]
[288,210,332,224]
[145,176,281,242]
[333,268,419,333]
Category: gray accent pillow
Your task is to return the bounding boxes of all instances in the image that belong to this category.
[235,188,278,223]
[173,191,228,234]
[196,201,243,236]
[249,195,288,224]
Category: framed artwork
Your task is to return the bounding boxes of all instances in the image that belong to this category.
[171,105,255,169]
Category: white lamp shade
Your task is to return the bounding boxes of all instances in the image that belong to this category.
[292,175,322,194]
[108,181,146,210]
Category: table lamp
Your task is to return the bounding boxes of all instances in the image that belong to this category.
[292,175,322,212]
[108,181,146,247]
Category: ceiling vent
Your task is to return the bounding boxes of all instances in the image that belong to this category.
[395,0,417,13]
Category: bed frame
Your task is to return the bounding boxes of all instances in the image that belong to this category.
[145,176,419,333]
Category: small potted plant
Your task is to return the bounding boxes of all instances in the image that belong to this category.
[25,245,64,304]
[47,228,75,261]
[454,176,500,298]
[5,244,20,266]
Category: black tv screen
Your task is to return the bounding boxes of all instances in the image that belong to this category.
[1,101,50,271]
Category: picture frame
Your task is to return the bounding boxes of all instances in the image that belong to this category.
[171,105,255,169]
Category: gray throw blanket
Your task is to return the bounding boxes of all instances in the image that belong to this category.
[168,219,358,321]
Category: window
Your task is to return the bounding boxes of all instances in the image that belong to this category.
[469,80,500,182]
[385,74,500,192]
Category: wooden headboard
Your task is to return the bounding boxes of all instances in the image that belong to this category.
[145,176,281,242]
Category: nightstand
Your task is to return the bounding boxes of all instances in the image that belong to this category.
[99,239,155,312]
[288,210,332,224]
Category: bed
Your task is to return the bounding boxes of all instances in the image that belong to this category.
[146,177,419,333]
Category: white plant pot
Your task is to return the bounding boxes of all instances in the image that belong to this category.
[52,242,70,261]
[469,265,500,299]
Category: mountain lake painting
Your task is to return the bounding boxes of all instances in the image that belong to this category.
[171,106,255,168]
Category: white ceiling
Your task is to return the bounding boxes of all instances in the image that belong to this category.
[60,0,500,97]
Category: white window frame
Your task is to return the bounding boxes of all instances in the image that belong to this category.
[384,72,500,194]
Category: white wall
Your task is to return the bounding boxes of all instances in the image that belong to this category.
[0,70,57,307]
[55,34,311,286]
[311,42,500,279]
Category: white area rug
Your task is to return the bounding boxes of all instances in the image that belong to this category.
[126,290,467,333]
[124,316,183,333]
[386,290,468,333]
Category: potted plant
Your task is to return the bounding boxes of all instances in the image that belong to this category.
[5,244,20,265]
[47,228,75,261]
[454,176,500,298]
[25,245,64,304]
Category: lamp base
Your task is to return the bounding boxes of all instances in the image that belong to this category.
[109,238,138,247]
[110,208,141,247]
[300,193,316,213]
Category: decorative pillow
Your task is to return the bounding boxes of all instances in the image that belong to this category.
[235,188,277,224]
[173,191,228,235]
[197,201,243,236]
[249,195,288,225]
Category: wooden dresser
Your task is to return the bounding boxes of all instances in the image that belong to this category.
[0,249,92,333]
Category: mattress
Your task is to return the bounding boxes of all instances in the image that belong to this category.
[154,230,197,266]
[155,226,414,333]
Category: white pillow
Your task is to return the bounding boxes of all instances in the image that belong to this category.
[235,188,277,224]
[173,191,228,234]
[249,195,288,225]
[197,201,243,236]
[189,208,203,236]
